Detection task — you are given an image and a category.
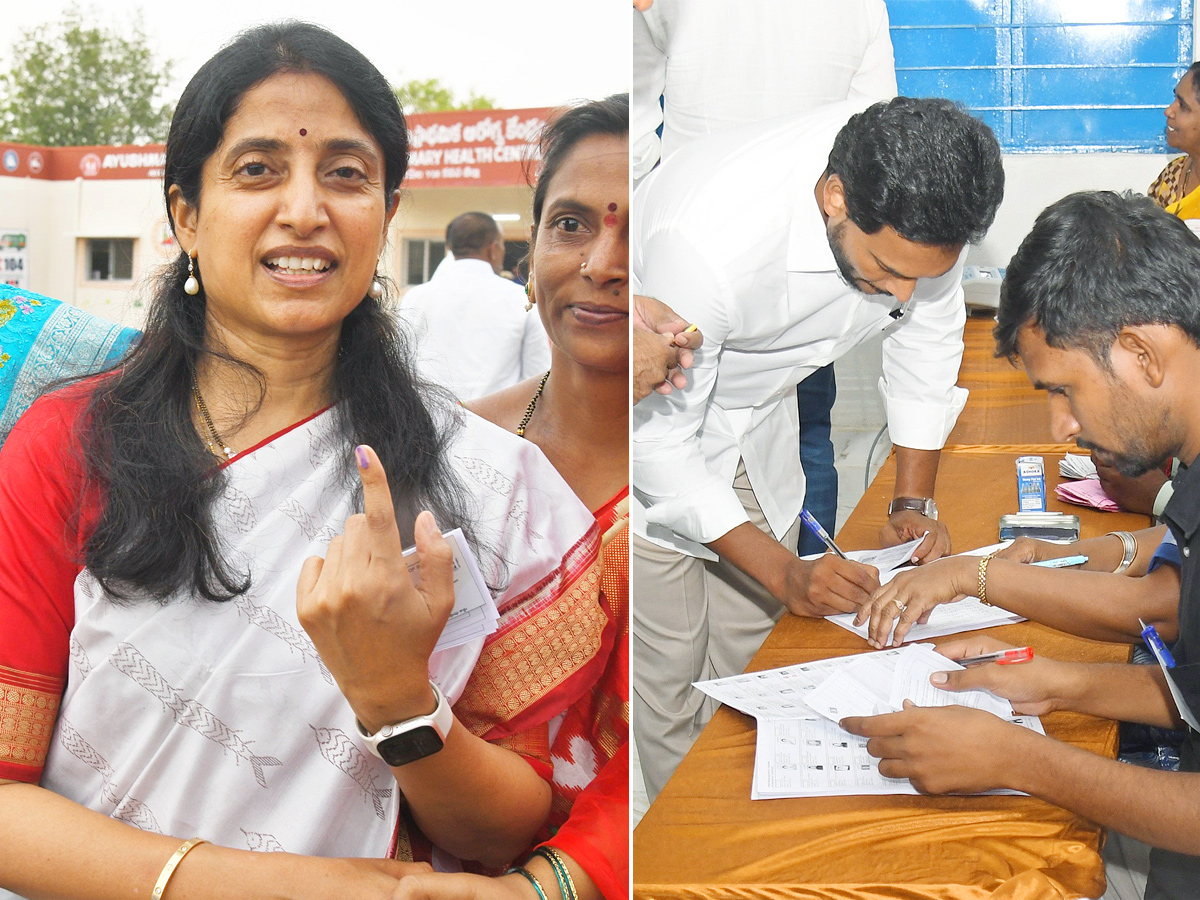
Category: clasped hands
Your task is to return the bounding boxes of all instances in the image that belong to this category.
[296,444,455,734]
[632,294,702,403]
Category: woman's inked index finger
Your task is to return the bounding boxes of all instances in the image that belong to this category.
[355,444,402,541]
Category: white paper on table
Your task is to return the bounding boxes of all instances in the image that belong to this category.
[889,644,1013,718]
[403,527,500,651]
[751,713,1046,799]
[799,535,927,577]
[825,542,1024,643]
[799,644,1013,724]
[694,648,911,721]
[1146,637,1200,733]
[827,597,1024,644]
[844,535,928,573]
[802,652,903,721]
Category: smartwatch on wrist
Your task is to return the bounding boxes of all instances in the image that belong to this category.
[888,497,938,521]
[356,681,453,767]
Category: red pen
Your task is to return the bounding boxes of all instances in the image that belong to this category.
[956,646,1034,667]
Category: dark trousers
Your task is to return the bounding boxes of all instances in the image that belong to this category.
[796,364,838,556]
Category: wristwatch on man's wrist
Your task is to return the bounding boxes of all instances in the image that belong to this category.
[888,496,938,521]
[356,680,453,767]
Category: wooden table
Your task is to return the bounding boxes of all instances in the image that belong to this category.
[633,449,1149,900]
[947,315,1057,446]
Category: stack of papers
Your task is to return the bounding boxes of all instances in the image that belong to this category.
[694,645,1043,798]
[403,527,500,651]
[1055,478,1119,512]
[1059,453,1098,479]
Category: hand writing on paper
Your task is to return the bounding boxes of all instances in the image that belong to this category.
[856,555,976,648]
[633,294,702,402]
[840,700,1031,795]
[297,444,455,733]
[783,554,880,616]
[879,510,951,564]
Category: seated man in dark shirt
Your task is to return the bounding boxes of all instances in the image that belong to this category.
[843,191,1200,900]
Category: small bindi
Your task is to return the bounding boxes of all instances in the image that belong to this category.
[603,202,619,227]
[299,128,308,136]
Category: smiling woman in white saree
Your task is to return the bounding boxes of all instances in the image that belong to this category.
[0,22,603,900]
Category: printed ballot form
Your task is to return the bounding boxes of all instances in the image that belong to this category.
[695,644,1044,798]
[403,527,499,651]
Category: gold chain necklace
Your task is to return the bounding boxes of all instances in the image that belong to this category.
[516,371,550,438]
[192,376,236,460]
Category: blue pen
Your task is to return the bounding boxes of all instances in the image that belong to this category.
[1031,555,1089,568]
[1140,618,1176,668]
[799,509,848,559]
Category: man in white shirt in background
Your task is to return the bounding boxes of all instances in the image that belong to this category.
[632,97,1006,799]
[402,211,550,400]
[633,0,899,562]
[632,0,896,182]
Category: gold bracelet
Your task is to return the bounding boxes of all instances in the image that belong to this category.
[978,553,996,606]
[152,837,208,900]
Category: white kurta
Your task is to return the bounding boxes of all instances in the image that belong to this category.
[631,101,969,560]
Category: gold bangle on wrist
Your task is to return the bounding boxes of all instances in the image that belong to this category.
[978,553,996,606]
[152,837,208,900]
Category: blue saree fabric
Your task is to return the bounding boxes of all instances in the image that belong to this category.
[0,285,139,444]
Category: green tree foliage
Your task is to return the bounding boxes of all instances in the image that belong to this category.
[0,7,173,146]
[393,78,495,114]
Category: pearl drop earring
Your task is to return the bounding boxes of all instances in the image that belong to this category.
[184,253,199,296]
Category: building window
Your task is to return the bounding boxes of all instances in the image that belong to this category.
[891,0,1194,152]
[87,238,134,281]
[405,238,446,285]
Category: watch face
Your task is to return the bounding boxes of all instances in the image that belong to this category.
[378,725,445,767]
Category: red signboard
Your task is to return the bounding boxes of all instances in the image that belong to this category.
[0,142,165,180]
[405,107,549,188]
[0,106,551,189]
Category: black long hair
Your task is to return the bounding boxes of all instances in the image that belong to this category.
[80,21,472,603]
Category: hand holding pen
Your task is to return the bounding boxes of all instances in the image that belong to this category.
[782,509,879,616]
[927,637,1062,717]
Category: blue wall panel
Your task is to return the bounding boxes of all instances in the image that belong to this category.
[890,0,1193,150]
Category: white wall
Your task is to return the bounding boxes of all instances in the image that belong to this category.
[967,152,1178,270]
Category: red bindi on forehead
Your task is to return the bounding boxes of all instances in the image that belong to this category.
[607,202,617,212]
[299,128,307,136]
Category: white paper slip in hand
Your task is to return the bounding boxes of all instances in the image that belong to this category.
[402,527,499,651]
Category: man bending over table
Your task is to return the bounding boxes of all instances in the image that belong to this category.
[844,191,1200,900]
[631,97,1005,799]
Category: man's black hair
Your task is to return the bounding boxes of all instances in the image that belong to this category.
[446,211,500,257]
[995,190,1200,367]
[827,97,1004,246]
